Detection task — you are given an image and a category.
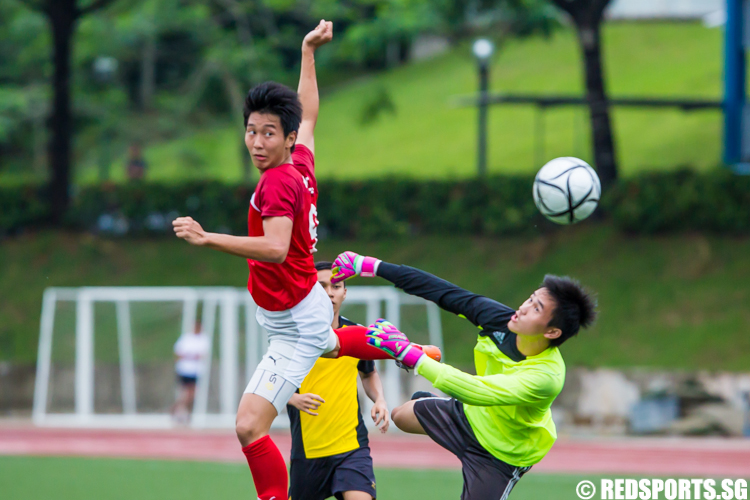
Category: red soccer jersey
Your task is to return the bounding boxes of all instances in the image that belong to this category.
[247,144,319,311]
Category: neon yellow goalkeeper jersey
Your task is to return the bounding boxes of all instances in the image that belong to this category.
[376,261,567,467]
[416,336,565,467]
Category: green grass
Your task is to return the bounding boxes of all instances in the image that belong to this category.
[2,227,750,372]
[68,21,726,184]
[0,455,622,500]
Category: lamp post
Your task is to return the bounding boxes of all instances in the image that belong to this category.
[93,56,118,182]
[472,39,494,176]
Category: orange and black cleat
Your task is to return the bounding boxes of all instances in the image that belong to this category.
[412,343,442,362]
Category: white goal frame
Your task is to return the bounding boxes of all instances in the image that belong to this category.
[33,286,443,429]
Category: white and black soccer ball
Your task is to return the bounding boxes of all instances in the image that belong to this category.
[533,157,601,225]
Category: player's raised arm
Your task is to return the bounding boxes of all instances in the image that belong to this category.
[296,20,333,154]
[333,252,514,331]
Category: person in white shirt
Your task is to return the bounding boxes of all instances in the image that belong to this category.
[171,323,209,422]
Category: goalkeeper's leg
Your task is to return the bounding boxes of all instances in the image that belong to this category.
[391,399,428,435]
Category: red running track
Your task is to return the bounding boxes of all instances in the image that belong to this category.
[1,424,749,476]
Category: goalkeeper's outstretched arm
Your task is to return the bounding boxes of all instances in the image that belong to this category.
[376,262,515,332]
[416,357,562,407]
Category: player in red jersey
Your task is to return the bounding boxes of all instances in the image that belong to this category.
[173,21,410,500]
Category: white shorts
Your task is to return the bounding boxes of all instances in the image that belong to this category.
[244,282,337,413]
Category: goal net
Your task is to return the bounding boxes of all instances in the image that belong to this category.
[32,286,443,429]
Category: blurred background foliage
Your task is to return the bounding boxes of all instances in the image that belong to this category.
[0,0,558,184]
[4,170,750,238]
[1,1,745,372]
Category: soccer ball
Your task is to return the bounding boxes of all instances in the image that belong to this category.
[533,157,601,225]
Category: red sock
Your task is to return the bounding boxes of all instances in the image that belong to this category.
[241,435,287,500]
[335,325,394,360]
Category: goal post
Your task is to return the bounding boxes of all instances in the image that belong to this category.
[33,286,443,429]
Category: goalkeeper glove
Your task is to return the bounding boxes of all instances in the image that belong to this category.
[331,251,381,284]
[365,319,424,369]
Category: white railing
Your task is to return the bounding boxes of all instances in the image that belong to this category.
[33,286,442,429]
[607,0,723,20]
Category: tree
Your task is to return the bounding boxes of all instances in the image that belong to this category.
[0,2,50,176]
[21,0,116,221]
[548,0,617,188]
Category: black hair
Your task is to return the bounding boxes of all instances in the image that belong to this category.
[315,261,333,271]
[542,275,597,347]
[315,261,345,287]
[243,81,302,152]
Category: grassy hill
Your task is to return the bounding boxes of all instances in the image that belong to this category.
[2,227,749,371]
[73,21,724,183]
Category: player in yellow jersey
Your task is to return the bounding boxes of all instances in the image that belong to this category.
[285,261,387,500]
[287,261,443,500]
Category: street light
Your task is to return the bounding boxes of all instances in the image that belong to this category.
[472,39,494,176]
[93,57,118,182]
[93,56,118,83]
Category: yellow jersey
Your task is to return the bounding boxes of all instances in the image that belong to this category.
[287,318,375,459]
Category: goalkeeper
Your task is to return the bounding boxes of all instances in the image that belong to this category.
[333,252,596,500]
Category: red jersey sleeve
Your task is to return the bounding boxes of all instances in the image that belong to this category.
[292,144,315,179]
[257,169,302,220]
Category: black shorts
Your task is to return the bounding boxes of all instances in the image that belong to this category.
[177,375,197,386]
[289,446,376,500]
[414,397,531,500]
